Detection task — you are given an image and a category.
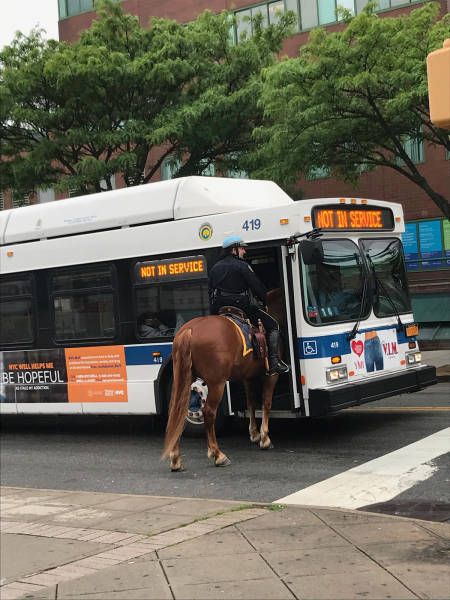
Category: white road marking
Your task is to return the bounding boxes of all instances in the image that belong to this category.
[275,427,450,509]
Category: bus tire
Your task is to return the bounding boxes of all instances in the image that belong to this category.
[160,368,228,438]
[183,393,228,438]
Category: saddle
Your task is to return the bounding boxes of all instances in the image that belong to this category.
[218,306,268,367]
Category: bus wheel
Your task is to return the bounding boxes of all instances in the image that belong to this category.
[184,395,227,438]
[160,368,228,438]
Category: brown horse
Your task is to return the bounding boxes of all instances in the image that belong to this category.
[162,289,284,471]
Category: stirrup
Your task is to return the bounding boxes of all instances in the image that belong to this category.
[268,361,290,376]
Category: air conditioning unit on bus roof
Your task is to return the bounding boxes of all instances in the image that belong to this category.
[2,177,293,245]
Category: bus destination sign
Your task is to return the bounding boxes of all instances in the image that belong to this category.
[312,205,394,231]
[135,255,207,283]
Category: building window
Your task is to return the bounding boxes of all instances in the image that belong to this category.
[38,188,56,203]
[306,165,331,180]
[161,156,215,180]
[399,135,424,165]
[0,275,35,345]
[59,0,95,19]
[12,192,30,208]
[161,156,182,180]
[236,8,252,40]
[51,265,117,341]
[318,0,337,25]
[268,1,285,24]
[224,0,427,33]
[0,192,4,211]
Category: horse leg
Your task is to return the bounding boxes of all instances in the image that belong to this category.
[244,380,260,443]
[203,382,230,467]
[259,376,278,450]
[169,439,184,472]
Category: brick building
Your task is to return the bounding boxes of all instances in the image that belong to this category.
[4,0,450,344]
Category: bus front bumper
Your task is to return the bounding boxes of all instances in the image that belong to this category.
[308,365,437,417]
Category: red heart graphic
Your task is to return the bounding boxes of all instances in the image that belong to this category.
[351,340,364,356]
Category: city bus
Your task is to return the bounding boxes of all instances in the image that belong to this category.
[0,176,436,427]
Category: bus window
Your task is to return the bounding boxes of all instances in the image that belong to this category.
[361,238,411,317]
[300,239,369,325]
[50,265,117,342]
[0,275,35,345]
[135,281,209,340]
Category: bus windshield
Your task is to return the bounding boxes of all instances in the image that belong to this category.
[300,238,411,326]
[361,238,411,317]
[300,239,369,325]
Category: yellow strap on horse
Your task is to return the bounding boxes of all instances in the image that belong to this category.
[225,317,253,357]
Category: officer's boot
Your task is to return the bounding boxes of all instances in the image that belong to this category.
[267,329,290,375]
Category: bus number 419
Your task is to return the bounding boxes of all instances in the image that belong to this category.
[242,218,261,231]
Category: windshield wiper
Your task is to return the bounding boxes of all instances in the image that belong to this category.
[366,254,404,331]
[347,256,370,341]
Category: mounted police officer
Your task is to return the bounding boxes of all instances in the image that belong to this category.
[209,235,289,376]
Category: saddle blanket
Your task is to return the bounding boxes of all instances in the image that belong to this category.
[223,315,253,357]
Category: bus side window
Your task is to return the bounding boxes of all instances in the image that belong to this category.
[50,265,117,342]
[0,275,35,346]
[134,281,209,340]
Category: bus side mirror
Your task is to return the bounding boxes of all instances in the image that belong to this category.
[299,239,324,265]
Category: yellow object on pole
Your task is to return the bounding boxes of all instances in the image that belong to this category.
[427,39,450,129]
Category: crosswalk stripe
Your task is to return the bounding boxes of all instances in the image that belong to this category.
[275,427,450,510]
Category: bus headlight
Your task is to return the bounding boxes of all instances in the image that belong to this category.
[406,351,422,366]
[326,365,348,383]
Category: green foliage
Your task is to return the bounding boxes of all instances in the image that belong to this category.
[0,0,294,195]
[254,2,450,218]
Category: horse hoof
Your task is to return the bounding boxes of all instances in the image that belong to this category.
[215,456,231,467]
[170,462,185,472]
[259,441,273,450]
[250,435,260,444]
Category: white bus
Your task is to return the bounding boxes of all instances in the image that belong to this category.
[0,176,436,423]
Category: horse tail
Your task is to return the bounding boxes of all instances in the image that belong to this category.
[162,327,193,460]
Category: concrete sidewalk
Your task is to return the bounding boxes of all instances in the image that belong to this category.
[422,350,450,381]
[1,487,449,600]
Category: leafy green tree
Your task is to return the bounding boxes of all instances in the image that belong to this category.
[0,0,293,196]
[254,2,450,218]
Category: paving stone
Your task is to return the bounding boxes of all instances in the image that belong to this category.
[15,585,56,600]
[240,523,349,552]
[362,538,450,566]
[313,508,401,525]
[154,498,245,518]
[0,583,48,600]
[171,577,296,599]
[57,559,172,599]
[158,527,255,559]
[238,507,322,530]
[91,509,195,535]
[92,495,179,512]
[285,568,417,599]
[262,544,377,578]
[48,507,129,528]
[333,520,442,545]
[1,504,69,520]
[383,560,450,599]
[0,533,105,583]
[41,491,126,507]
[417,520,450,540]
[161,552,275,586]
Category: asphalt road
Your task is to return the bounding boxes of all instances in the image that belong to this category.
[1,382,449,522]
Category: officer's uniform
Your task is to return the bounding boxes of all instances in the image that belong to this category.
[209,237,289,375]
[209,254,279,334]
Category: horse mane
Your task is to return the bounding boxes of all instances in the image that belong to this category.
[266,288,283,324]
[162,327,193,459]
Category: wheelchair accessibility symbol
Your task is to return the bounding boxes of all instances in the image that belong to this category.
[303,340,318,356]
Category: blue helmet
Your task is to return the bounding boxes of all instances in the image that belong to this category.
[222,235,248,249]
